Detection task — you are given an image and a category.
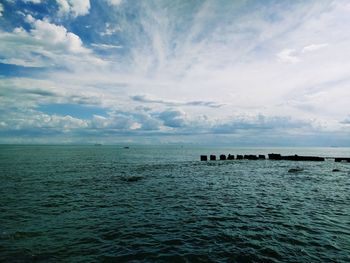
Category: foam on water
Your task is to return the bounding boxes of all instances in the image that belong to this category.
[1,145,350,262]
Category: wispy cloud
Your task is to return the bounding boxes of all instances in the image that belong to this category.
[302,43,328,53]
[91,43,122,49]
[23,0,43,4]
[277,43,329,63]
[105,0,122,7]
[99,23,122,36]
[0,3,4,17]
[131,95,223,108]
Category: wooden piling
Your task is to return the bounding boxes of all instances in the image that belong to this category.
[200,155,207,161]
[244,155,258,160]
[227,154,235,160]
[220,154,226,160]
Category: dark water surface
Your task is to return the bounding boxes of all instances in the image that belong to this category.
[1,145,350,262]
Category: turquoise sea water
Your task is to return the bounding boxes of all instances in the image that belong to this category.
[1,145,350,262]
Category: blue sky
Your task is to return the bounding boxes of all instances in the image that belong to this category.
[0,0,350,145]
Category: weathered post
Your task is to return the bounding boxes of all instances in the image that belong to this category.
[244,155,258,160]
[210,155,216,161]
[200,155,207,161]
[220,154,226,160]
[227,154,235,160]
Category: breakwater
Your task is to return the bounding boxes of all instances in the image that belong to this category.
[200,153,350,162]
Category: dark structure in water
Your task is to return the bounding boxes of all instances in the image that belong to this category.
[335,157,350,162]
[268,153,282,160]
[268,154,325,161]
[284,155,324,161]
[201,153,331,161]
[227,154,235,160]
[244,155,258,160]
[220,154,226,160]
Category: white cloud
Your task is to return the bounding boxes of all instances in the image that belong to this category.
[158,110,187,128]
[106,0,122,6]
[100,23,122,36]
[0,3,3,17]
[91,43,123,49]
[277,48,300,63]
[41,114,89,130]
[131,94,223,108]
[0,110,88,132]
[302,43,328,53]
[0,15,105,69]
[211,114,310,134]
[27,15,89,53]
[56,0,70,16]
[277,43,328,63]
[57,0,90,17]
[23,0,42,3]
[91,114,137,130]
[0,57,47,67]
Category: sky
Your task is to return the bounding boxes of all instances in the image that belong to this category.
[0,0,350,145]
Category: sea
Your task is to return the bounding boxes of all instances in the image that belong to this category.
[1,145,349,262]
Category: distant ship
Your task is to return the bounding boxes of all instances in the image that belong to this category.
[123,146,130,149]
[94,143,102,146]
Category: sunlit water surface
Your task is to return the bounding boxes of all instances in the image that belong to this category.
[1,145,350,262]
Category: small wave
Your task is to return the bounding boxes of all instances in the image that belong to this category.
[1,231,42,240]
[288,167,304,173]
